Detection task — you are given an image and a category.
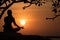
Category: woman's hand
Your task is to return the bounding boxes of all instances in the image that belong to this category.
[20,27,24,29]
[17,26,24,29]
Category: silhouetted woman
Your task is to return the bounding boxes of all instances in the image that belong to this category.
[3,10,23,32]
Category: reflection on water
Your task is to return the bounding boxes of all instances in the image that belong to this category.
[51,38,60,40]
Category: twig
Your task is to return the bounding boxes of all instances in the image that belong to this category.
[46,15,60,20]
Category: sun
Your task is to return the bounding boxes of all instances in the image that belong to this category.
[20,20,26,26]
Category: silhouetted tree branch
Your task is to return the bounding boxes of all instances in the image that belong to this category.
[0,0,60,20]
[0,0,46,19]
[46,15,60,20]
[46,0,60,20]
[0,1,15,19]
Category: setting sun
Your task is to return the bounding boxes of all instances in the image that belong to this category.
[20,20,26,26]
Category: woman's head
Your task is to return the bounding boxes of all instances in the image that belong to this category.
[7,10,12,16]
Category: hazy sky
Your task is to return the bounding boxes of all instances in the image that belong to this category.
[0,1,60,36]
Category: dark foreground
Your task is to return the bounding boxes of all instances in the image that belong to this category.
[0,32,51,40]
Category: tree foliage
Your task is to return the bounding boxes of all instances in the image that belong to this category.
[0,0,60,20]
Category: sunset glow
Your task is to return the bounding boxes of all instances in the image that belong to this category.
[20,20,26,26]
[0,1,60,36]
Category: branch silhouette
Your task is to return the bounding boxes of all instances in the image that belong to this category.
[46,15,60,20]
[0,0,46,19]
[46,0,60,20]
[0,0,60,20]
[0,1,15,19]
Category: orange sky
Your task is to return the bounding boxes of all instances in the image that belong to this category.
[0,2,60,36]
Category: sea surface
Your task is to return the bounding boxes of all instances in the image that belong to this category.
[51,38,60,40]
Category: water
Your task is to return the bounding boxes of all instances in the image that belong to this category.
[51,38,60,40]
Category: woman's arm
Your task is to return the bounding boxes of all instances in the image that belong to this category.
[12,17,24,29]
